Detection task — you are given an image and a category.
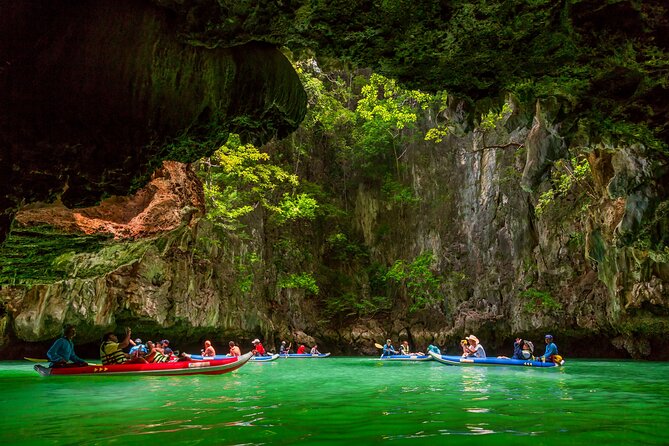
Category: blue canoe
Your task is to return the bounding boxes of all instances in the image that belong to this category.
[428,351,562,367]
[376,354,432,361]
[188,353,280,362]
[280,353,331,358]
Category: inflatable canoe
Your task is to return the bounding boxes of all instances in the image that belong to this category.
[34,352,253,376]
[280,353,331,358]
[188,353,280,362]
[376,354,432,361]
[428,351,562,367]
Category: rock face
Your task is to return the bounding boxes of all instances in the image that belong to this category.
[2,98,667,359]
[15,161,204,239]
[1,1,668,359]
[0,0,307,243]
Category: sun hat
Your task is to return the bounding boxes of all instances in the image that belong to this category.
[545,334,553,340]
[466,335,479,343]
[162,339,170,345]
[135,338,142,344]
[252,339,260,344]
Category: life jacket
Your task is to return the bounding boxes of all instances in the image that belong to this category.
[100,341,126,365]
[146,349,168,363]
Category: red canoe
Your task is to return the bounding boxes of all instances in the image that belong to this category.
[34,351,253,377]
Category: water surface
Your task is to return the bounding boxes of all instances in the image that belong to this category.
[1,358,667,445]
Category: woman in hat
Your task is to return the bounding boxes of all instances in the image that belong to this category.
[463,335,486,358]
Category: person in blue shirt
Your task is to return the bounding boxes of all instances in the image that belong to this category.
[382,339,397,357]
[498,337,526,360]
[537,334,558,362]
[129,338,148,358]
[47,324,88,368]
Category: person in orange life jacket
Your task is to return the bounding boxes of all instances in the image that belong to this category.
[100,327,147,365]
[251,339,266,356]
[47,324,87,368]
[228,341,241,357]
[296,344,306,354]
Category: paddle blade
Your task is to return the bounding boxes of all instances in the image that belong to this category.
[374,343,384,349]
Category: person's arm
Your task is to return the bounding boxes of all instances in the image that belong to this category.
[542,343,557,359]
[68,346,87,364]
[117,327,132,349]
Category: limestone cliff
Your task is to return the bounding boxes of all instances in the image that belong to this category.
[2,96,667,359]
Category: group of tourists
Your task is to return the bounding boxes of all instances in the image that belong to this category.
[46,323,562,367]
[381,339,429,356]
[99,327,177,365]
[280,341,321,355]
[46,324,273,368]
[380,334,561,363]
[460,333,561,363]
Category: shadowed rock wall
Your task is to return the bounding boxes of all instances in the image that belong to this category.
[0,0,306,243]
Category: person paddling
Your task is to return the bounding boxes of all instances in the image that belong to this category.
[279,341,291,355]
[47,324,88,368]
[382,339,397,357]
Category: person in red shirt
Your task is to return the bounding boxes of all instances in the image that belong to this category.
[296,344,306,354]
[251,339,266,356]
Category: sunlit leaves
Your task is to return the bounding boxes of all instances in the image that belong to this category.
[202,134,300,230]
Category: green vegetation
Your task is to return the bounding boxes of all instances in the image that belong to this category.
[200,134,300,230]
[0,226,153,285]
[520,288,562,314]
[384,252,443,313]
[535,156,595,217]
[278,272,319,295]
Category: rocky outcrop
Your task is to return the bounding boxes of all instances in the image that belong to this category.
[0,0,307,243]
[15,161,204,239]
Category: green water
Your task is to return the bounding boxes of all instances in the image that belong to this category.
[1,358,667,445]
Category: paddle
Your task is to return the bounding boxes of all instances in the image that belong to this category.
[24,357,100,366]
[374,343,384,349]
